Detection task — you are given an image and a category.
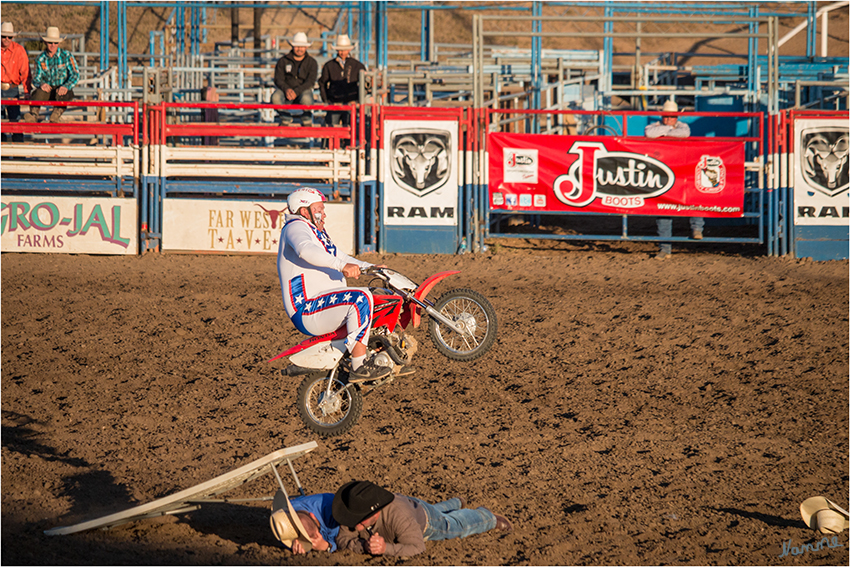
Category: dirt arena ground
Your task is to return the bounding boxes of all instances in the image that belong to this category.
[2,239,848,566]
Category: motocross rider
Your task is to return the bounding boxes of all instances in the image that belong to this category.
[277,188,391,382]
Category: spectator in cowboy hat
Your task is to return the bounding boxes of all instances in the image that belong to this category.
[332,480,513,558]
[270,490,340,555]
[271,31,318,127]
[1,21,30,141]
[318,34,366,129]
[645,98,704,259]
[22,26,79,123]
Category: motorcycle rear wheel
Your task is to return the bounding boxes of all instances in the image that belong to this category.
[296,373,363,437]
[429,288,497,361]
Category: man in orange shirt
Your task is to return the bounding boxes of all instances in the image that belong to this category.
[1,21,30,142]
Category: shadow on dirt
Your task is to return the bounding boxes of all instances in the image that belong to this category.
[181,503,274,548]
[2,411,89,467]
[714,507,806,529]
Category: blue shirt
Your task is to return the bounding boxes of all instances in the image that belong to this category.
[291,493,339,552]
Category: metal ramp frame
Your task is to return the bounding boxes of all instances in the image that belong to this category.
[44,441,319,536]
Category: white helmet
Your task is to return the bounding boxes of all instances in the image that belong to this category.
[287,188,326,214]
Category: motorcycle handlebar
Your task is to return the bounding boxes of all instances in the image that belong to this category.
[363,266,388,278]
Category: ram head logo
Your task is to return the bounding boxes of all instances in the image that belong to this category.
[390,129,451,196]
[801,127,849,197]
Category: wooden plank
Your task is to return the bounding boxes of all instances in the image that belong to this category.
[1,146,136,159]
[0,163,127,175]
[163,148,348,163]
[162,165,350,179]
[44,441,319,536]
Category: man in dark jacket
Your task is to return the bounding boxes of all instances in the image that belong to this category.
[332,480,513,558]
[318,34,365,128]
[271,32,318,127]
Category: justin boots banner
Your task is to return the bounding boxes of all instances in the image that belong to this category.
[489,133,746,217]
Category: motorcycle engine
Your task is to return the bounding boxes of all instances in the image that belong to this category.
[370,329,417,370]
[371,351,395,370]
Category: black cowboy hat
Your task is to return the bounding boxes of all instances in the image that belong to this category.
[332,481,395,528]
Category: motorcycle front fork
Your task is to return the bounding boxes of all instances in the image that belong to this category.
[323,358,359,400]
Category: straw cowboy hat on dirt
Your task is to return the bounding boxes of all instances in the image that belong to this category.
[2,22,18,37]
[800,496,850,534]
[41,26,64,43]
[288,32,311,48]
[269,490,313,552]
[331,34,356,51]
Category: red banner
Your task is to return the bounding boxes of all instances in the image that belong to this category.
[489,133,746,217]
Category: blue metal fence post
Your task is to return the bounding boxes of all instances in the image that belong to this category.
[376,1,387,69]
[100,1,109,73]
[747,5,757,113]
[806,0,816,58]
[117,1,127,89]
[201,6,208,44]
[358,1,373,68]
[321,30,329,57]
[603,3,614,110]
[190,5,201,58]
[149,32,155,67]
[420,8,428,62]
[159,32,165,67]
[531,1,542,132]
[176,5,185,58]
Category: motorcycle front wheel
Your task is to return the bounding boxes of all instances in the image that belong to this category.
[428,288,498,362]
[296,373,363,437]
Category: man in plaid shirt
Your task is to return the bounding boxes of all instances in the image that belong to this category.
[23,26,79,123]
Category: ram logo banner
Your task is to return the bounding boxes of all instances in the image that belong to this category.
[383,120,459,227]
[489,133,745,218]
[800,127,849,197]
[793,120,849,227]
[391,129,451,197]
[1,196,138,255]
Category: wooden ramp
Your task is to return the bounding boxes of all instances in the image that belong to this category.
[44,441,319,536]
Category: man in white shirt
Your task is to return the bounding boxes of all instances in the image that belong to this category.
[277,188,390,381]
[644,99,691,139]
[645,99,703,259]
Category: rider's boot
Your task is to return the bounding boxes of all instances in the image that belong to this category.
[49,107,65,123]
[348,355,392,383]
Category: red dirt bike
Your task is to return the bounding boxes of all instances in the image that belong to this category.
[269,267,497,437]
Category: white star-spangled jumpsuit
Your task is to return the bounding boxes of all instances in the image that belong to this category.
[277,213,374,352]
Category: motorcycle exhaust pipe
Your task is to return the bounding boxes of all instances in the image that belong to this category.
[281,364,316,376]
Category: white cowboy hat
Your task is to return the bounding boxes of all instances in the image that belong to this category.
[1,22,18,37]
[42,26,64,43]
[289,32,311,48]
[801,496,850,534]
[331,34,356,52]
[662,99,679,113]
[269,490,313,551]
